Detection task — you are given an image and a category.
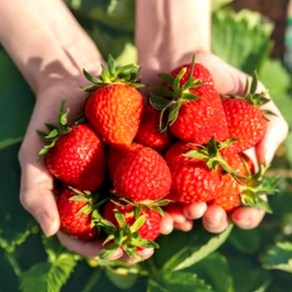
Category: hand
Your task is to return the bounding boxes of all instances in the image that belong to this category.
[17,54,155,262]
[150,51,288,234]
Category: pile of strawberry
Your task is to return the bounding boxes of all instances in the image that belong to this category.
[38,55,277,259]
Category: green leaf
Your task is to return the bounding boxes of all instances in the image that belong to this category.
[188,252,234,292]
[162,223,233,272]
[211,0,234,12]
[147,271,212,292]
[65,0,135,32]
[105,266,138,290]
[212,8,273,74]
[19,262,51,292]
[262,241,292,273]
[0,136,23,150]
[0,51,34,142]
[259,58,292,128]
[229,227,261,254]
[19,243,78,292]
[0,144,37,252]
[0,249,20,291]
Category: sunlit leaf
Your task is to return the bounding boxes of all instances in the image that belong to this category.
[161,224,233,272]
[212,8,273,74]
[147,271,211,292]
[262,241,292,273]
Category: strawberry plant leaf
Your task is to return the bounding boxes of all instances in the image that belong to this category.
[0,136,23,150]
[259,58,292,128]
[187,252,234,292]
[262,241,292,273]
[162,223,233,272]
[105,266,138,290]
[212,8,273,74]
[0,249,20,291]
[19,255,77,292]
[0,51,34,142]
[147,271,212,292]
[19,236,78,292]
[0,144,37,252]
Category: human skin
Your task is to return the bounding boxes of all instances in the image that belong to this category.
[0,0,288,259]
[136,0,288,234]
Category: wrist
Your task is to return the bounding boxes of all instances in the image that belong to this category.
[0,0,103,95]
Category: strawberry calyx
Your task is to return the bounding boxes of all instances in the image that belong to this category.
[94,199,161,260]
[68,186,106,229]
[82,55,144,92]
[184,137,246,180]
[111,197,170,217]
[150,56,204,132]
[239,164,278,213]
[37,101,71,156]
[222,72,276,118]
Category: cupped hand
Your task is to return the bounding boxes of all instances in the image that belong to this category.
[149,50,288,234]
[18,58,155,262]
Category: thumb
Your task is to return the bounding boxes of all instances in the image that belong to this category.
[195,52,249,95]
[19,147,60,237]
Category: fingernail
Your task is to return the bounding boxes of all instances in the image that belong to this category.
[205,213,224,228]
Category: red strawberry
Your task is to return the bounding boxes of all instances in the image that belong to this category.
[222,74,272,152]
[57,187,98,240]
[171,61,214,85]
[165,141,221,204]
[39,103,106,191]
[223,98,267,152]
[169,84,229,144]
[103,199,162,241]
[212,151,253,212]
[134,105,171,152]
[113,146,172,202]
[107,143,143,181]
[84,55,144,148]
[150,58,229,144]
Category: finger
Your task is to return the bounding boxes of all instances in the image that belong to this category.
[57,231,124,259]
[195,52,248,95]
[243,147,258,172]
[164,204,186,224]
[160,212,174,235]
[183,202,208,219]
[202,205,229,233]
[121,248,155,265]
[174,219,194,232]
[255,100,288,165]
[19,156,60,237]
[232,206,265,230]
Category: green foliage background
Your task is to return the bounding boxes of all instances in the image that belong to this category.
[1,0,292,291]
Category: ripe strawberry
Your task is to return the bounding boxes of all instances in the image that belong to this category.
[113,146,172,202]
[103,199,162,241]
[165,141,221,203]
[165,138,247,204]
[171,61,214,85]
[169,84,229,144]
[134,105,171,152]
[212,159,276,214]
[212,151,253,212]
[38,102,106,191]
[222,74,273,152]
[107,143,143,181]
[150,58,229,144]
[84,55,144,148]
[57,187,98,240]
